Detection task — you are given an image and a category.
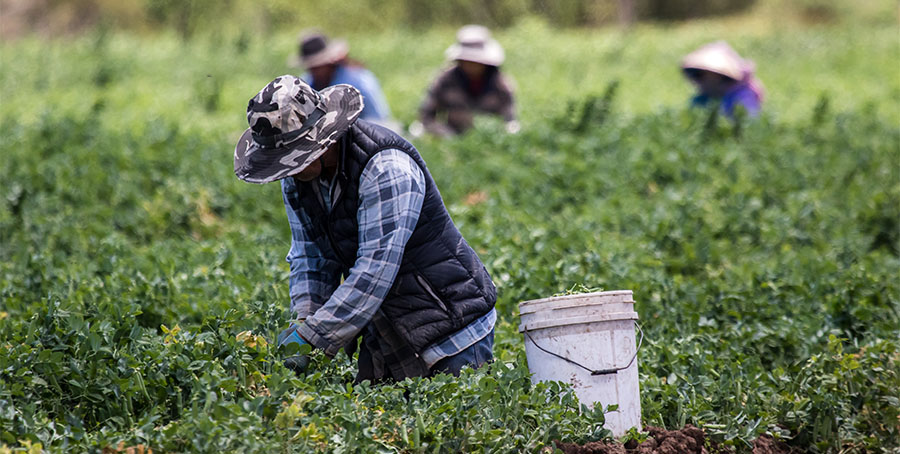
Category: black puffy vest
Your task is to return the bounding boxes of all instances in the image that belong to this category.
[284,120,496,352]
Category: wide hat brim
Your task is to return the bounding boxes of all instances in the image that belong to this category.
[445,39,505,66]
[681,42,746,81]
[287,39,349,69]
[233,84,364,184]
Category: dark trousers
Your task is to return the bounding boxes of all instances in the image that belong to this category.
[356,330,494,383]
[429,330,494,377]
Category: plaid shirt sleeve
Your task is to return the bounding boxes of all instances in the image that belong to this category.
[297,149,426,356]
[282,179,342,319]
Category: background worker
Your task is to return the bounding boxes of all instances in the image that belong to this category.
[414,25,519,137]
[681,40,764,119]
[290,31,396,127]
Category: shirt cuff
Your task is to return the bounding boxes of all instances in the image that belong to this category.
[297,322,342,357]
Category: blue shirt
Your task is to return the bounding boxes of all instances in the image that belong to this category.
[691,82,761,119]
[302,65,392,122]
[282,149,495,374]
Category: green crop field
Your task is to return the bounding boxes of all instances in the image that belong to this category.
[1,5,899,453]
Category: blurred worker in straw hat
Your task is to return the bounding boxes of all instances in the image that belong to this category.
[234,75,497,381]
[289,30,396,127]
[681,41,764,119]
[412,25,519,137]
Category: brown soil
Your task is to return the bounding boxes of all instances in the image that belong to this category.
[751,434,795,454]
[555,426,795,454]
[553,440,628,454]
[555,425,705,454]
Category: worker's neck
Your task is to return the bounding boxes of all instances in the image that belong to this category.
[320,144,340,181]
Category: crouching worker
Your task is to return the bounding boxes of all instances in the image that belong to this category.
[289,31,397,129]
[681,41,764,120]
[233,76,497,382]
[413,25,518,137]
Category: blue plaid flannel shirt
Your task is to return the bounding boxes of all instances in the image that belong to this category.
[283,149,495,377]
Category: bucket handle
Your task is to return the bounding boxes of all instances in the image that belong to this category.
[523,322,644,376]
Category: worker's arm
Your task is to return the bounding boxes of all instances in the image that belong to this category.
[282,178,343,320]
[296,150,426,356]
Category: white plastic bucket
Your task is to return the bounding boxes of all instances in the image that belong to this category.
[518,290,642,437]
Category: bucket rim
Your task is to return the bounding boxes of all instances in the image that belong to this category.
[518,290,633,315]
[519,311,639,332]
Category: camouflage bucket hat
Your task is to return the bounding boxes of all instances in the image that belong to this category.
[234,75,364,184]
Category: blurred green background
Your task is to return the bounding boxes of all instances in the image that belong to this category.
[2,0,893,36]
[2,0,898,131]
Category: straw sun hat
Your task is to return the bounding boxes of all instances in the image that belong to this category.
[681,41,751,81]
[445,25,505,67]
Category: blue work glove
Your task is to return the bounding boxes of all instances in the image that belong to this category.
[277,325,311,374]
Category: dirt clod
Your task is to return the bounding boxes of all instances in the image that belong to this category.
[554,440,627,454]
[751,434,794,454]
[636,426,706,454]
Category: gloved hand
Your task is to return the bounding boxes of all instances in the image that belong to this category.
[277,325,311,374]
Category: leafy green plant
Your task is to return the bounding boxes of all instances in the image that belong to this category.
[553,284,606,296]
